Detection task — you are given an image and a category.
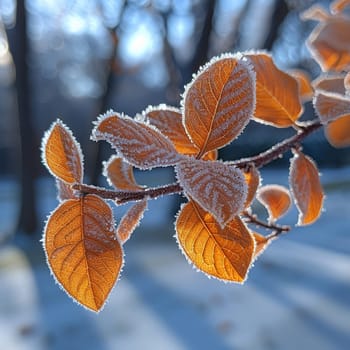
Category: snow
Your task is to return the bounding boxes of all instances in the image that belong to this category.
[0,166,350,349]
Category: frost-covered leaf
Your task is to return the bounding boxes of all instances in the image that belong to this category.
[56,179,76,202]
[243,164,260,209]
[257,185,291,222]
[325,114,350,147]
[246,52,303,127]
[314,91,350,124]
[144,105,199,155]
[176,200,255,283]
[312,74,346,95]
[253,233,273,259]
[92,111,182,169]
[289,151,324,225]
[288,69,314,102]
[103,155,143,191]
[44,194,123,312]
[183,53,255,155]
[144,105,219,160]
[117,200,148,244]
[306,16,350,72]
[42,120,84,184]
[300,4,330,22]
[176,158,247,227]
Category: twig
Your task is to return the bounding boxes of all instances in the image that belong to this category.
[73,119,323,202]
[242,210,290,235]
[72,183,182,203]
[231,119,322,169]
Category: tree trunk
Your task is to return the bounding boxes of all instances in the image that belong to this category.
[7,0,37,234]
[263,0,289,51]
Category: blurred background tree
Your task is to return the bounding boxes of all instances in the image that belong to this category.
[0,0,348,236]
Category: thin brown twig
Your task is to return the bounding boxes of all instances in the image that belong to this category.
[73,119,323,203]
[242,210,290,235]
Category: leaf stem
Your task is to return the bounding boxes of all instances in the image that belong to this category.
[73,119,322,202]
[242,210,290,235]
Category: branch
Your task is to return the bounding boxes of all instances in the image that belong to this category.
[72,183,182,203]
[231,119,322,169]
[242,210,290,236]
[73,119,323,202]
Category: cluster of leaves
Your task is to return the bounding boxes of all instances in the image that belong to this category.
[41,0,350,312]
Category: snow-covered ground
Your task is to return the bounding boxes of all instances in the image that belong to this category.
[0,167,350,350]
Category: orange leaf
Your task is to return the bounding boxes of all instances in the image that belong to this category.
[92,111,182,169]
[44,194,123,312]
[42,120,83,183]
[243,164,260,209]
[257,185,291,222]
[313,91,350,123]
[253,233,273,259]
[325,114,350,147]
[288,69,314,102]
[331,0,350,14]
[117,200,148,243]
[183,53,255,156]
[176,200,255,283]
[144,105,218,160]
[300,4,331,22]
[103,155,143,191]
[246,52,303,127]
[307,17,350,72]
[312,74,346,95]
[202,149,218,161]
[176,158,247,227]
[289,152,324,225]
[145,105,199,155]
[56,179,76,202]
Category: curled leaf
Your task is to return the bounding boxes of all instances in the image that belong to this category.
[92,111,183,169]
[312,74,346,95]
[246,52,303,127]
[288,69,314,102]
[243,164,261,208]
[289,151,324,225]
[313,91,350,124]
[144,105,199,155]
[306,16,350,72]
[257,185,291,222]
[176,200,255,283]
[176,158,247,227]
[325,114,350,147]
[300,4,331,22]
[103,155,143,191]
[183,53,255,155]
[117,200,148,244]
[44,194,123,312]
[42,120,84,184]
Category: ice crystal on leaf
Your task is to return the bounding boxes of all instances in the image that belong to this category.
[176,158,247,227]
[92,112,183,169]
[182,53,256,156]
